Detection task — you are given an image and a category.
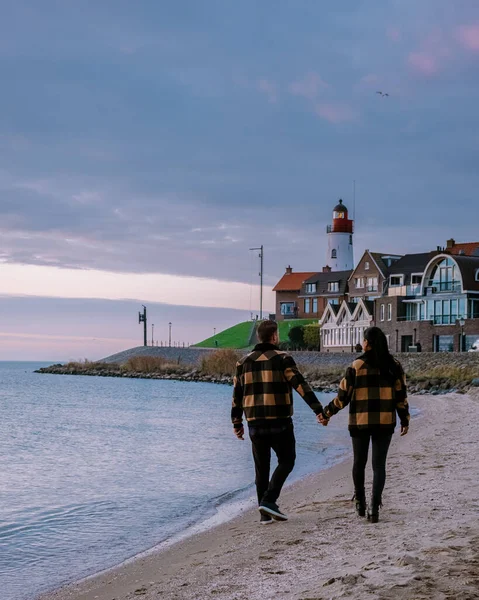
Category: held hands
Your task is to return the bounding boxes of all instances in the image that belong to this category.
[234,426,245,440]
[317,413,330,427]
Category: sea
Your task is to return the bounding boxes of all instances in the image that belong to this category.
[0,361,351,600]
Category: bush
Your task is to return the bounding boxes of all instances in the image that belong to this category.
[303,324,321,350]
[288,325,305,350]
[124,356,167,373]
[200,349,242,376]
[64,360,118,372]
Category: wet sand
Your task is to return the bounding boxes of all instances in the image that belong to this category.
[39,393,479,600]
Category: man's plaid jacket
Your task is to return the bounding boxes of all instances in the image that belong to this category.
[231,343,324,429]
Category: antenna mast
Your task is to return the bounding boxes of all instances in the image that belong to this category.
[138,305,147,347]
[249,245,264,320]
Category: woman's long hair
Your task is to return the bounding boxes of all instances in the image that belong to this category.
[363,326,401,383]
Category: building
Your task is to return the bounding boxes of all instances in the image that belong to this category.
[348,250,403,302]
[377,251,479,352]
[273,266,317,319]
[327,199,354,271]
[320,298,374,352]
[298,267,352,318]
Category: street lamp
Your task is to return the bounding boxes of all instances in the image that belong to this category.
[457,317,465,352]
[169,322,172,347]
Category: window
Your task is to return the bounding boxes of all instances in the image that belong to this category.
[331,249,337,259]
[428,257,460,292]
[390,275,403,286]
[355,277,364,288]
[328,281,339,292]
[280,302,295,316]
[380,304,385,321]
[349,234,353,245]
[411,274,422,285]
[328,298,339,305]
[304,299,310,314]
[476,269,479,282]
[367,277,378,292]
[305,283,317,293]
[387,303,392,321]
[365,261,370,270]
[312,298,318,313]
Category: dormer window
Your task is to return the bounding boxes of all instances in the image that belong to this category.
[331,249,337,259]
[390,275,403,287]
[365,261,370,270]
[305,283,317,293]
[328,281,339,292]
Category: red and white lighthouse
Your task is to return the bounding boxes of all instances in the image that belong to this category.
[326,199,354,271]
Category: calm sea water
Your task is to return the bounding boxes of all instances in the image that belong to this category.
[0,362,350,600]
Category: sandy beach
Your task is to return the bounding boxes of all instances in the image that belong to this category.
[39,392,479,600]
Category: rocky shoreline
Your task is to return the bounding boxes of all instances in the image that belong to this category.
[35,363,479,396]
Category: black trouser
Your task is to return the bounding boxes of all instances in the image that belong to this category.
[248,423,296,505]
[351,433,392,502]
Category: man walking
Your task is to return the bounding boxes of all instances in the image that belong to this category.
[231,320,326,523]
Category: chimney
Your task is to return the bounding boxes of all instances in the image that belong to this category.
[322,265,332,273]
[285,265,293,274]
[446,238,455,249]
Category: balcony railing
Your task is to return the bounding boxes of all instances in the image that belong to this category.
[425,281,462,294]
[388,285,421,297]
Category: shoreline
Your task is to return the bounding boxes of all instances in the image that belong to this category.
[34,364,479,396]
[38,391,479,600]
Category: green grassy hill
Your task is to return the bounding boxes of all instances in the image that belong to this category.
[194,321,254,349]
[194,319,319,349]
[278,319,318,341]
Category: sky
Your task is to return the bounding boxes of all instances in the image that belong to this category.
[1,0,479,359]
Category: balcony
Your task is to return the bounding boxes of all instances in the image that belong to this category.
[425,281,462,294]
[388,284,421,297]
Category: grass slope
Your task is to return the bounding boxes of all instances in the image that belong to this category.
[194,321,253,349]
[278,319,318,341]
[194,319,319,349]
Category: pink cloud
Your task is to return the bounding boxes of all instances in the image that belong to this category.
[407,28,451,77]
[289,72,329,100]
[257,79,278,103]
[408,52,439,76]
[359,73,379,86]
[387,27,401,42]
[457,25,479,51]
[315,103,355,124]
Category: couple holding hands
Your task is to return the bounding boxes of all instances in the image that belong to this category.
[231,320,409,524]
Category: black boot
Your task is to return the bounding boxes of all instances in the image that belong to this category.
[352,490,366,517]
[367,496,382,523]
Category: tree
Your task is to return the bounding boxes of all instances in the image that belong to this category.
[288,325,305,349]
[303,324,321,350]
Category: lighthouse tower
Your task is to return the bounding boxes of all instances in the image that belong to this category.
[326,199,354,271]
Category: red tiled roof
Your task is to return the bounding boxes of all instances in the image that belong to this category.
[273,272,317,292]
[449,242,479,257]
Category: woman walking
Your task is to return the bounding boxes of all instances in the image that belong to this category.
[320,327,410,522]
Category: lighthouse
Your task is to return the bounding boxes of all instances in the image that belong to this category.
[326,199,354,271]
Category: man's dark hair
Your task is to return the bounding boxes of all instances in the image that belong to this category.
[257,320,278,343]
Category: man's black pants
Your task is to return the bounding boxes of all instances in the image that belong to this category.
[351,433,392,501]
[248,422,296,505]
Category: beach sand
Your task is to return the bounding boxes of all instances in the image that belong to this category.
[40,393,479,600]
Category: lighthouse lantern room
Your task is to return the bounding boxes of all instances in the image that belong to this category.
[326,199,354,271]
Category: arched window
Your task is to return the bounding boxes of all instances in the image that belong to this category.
[331,249,337,259]
[428,257,459,292]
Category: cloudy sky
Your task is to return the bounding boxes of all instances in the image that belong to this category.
[1,0,479,359]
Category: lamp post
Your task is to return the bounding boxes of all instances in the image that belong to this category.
[249,245,264,320]
[151,323,155,347]
[169,322,172,347]
[457,317,465,352]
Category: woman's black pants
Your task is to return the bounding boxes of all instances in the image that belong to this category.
[351,433,392,502]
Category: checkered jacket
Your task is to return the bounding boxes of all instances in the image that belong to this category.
[323,353,410,434]
[231,343,324,428]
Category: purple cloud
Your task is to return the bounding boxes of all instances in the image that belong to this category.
[457,25,479,51]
